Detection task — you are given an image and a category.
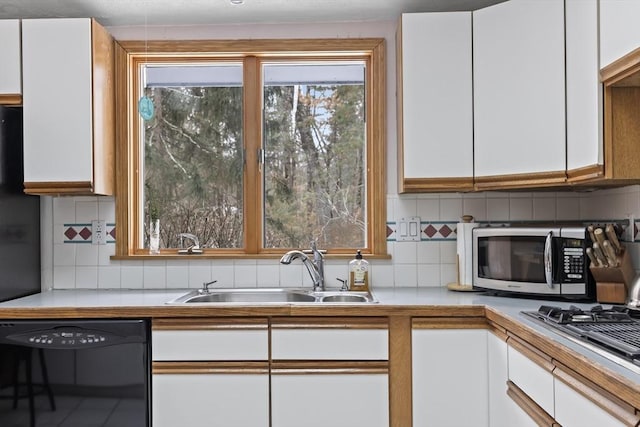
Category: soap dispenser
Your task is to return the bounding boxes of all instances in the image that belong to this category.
[349,250,370,291]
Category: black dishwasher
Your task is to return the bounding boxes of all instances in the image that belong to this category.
[0,319,150,427]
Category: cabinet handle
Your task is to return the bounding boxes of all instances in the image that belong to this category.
[506,381,557,427]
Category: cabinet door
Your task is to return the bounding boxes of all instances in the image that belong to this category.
[566,0,603,181]
[507,338,554,417]
[271,369,388,427]
[397,12,473,192]
[600,0,640,68]
[473,0,566,187]
[0,19,21,102]
[22,18,94,186]
[153,369,269,427]
[412,328,488,427]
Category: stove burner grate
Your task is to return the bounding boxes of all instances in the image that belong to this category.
[565,322,640,357]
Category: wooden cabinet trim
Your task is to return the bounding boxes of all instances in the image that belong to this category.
[507,333,554,372]
[389,316,412,427]
[153,361,269,375]
[152,317,268,330]
[271,360,388,375]
[412,316,487,329]
[506,380,558,427]
[474,170,566,191]
[90,18,115,196]
[270,317,388,329]
[566,164,605,183]
[400,177,474,194]
[24,181,94,195]
[0,94,21,105]
[554,364,640,426]
[601,45,640,87]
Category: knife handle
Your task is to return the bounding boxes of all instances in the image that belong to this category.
[586,247,599,267]
[592,243,609,268]
[594,228,606,247]
[602,240,619,267]
[587,225,596,243]
[605,224,622,254]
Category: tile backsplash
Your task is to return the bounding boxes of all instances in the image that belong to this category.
[42,186,640,290]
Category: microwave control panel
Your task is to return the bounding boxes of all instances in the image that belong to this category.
[561,238,586,282]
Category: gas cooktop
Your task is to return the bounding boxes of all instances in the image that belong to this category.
[522,305,640,372]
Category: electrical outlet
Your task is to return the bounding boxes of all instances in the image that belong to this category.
[92,220,107,245]
[396,216,421,242]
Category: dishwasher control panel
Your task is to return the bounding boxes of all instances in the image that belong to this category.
[7,328,117,349]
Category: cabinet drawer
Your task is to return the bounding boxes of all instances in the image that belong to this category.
[507,337,555,417]
[271,317,388,360]
[271,368,388,427]
[152,318,268,361]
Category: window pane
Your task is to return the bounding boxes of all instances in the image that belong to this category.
[262,62,366,249]
[142,64,243,249]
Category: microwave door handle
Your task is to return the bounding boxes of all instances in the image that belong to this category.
[544,231,553,288]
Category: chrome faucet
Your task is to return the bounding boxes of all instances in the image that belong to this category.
[280,241,325,291]
[178,233,203,254]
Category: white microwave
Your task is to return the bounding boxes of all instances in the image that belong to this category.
[472,226,595,300]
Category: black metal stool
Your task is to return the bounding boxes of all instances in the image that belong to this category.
[0,344,56,427]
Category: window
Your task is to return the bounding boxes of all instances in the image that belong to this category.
[114,39,386,257]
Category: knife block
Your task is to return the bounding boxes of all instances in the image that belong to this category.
[589,249,635,304]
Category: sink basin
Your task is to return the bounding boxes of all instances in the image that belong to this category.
[166,288,377,304]
[321,294,370,303]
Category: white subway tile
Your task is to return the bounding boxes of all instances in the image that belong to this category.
[440,197,463,220]
[417,241,440,264]
[279,263,303,287]
[75,201,99,223]
[417,264,441,287]
[121,265,144,289]
[440,263,457,286]
[144,263,167,289]
[188,260,212,288]
[462,198,487,221]
[394,241,418,264]
[98,266,121,289]
[212,262,234,287]
[394,264,417,287]
[53,198,76,225]
[53,243,76,266]
[54,266,76,289]
[257,264,280,288]
[509,198,533,220]
[440,241,457,264]
[76,244,99,266]
[395,196,417,219]
[488,197,510,219]
[234,260,257,287]
[75,267,98,289]
[166,263,189,288]
[416,198,440,221]
[371,263,394,288]
[98,244,116,266]
[98,197,116,222]
[533,198,556,221]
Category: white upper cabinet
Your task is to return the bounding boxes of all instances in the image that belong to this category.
[22,18,114,195]
[600,0,640,68]
[0,20,22,103]
[473,0,566,188]
[565,0,602,181]
[397,12,473,193]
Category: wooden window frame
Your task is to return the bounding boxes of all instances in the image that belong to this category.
[113,38,387,259]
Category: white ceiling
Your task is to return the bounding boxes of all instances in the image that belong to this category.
[0,0,505,27]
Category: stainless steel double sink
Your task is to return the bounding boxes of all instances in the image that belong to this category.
[166,287,377,304]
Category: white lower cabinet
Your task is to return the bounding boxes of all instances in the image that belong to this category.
[554,366,636,427]
[488,331,537,427]
[153,370,269,427]
[271,371,389,427]
[151,318,270,427]
[412,324,488,427]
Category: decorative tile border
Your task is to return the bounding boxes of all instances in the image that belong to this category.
[63,223,116,244]
[385,219,634,242]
